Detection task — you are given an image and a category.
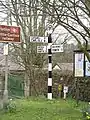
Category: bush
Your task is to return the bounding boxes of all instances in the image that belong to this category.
[82,103,90,120]
[3,99,16,113]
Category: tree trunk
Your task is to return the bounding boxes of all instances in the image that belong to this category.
[24,72,30,98]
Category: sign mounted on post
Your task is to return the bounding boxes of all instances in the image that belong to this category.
[30,36,48,43]
[37,45,63,53]
[37,46,47,53]
[0,25,20,42]
[52,45,63,53]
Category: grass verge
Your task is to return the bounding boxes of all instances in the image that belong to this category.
[0,97,84,120]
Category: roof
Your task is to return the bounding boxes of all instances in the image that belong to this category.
[0,54,25,71]
[0,46,73,72]
[43,63,73,71]
[53,65,61,70]
[57,63,73,71]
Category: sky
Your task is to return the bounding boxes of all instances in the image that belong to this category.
[0,0,89,45]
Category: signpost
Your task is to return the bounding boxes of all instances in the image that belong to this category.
[37,44,63,100]
[0,25,20,104]
[30,35,64,100]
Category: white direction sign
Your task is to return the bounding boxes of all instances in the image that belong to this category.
[37,46,47,53]
[30,36,48,43]
[37,45,63,53]
[52,45,63,53]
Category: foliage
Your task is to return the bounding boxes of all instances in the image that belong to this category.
[71,78,90,102]
[82,103,90,120]
[0,0,47,97]
[3,99,16,113]
[7,100,16,113]
[0,98,82,120]
[39,0,90,61]
[7,71,73,99]
[8,71,90,102]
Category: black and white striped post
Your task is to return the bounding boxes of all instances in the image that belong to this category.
[48,34,52,99]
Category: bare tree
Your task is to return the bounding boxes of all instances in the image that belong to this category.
[0,0,48,97]
[36,0,90,60]
[0,0,90,98]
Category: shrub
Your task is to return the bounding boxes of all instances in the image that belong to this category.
[3,99,16,113]
[82,103,90,120]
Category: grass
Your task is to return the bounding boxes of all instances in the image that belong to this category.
[0,97,85,120]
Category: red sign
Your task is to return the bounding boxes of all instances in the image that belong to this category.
[0,25,20,42]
